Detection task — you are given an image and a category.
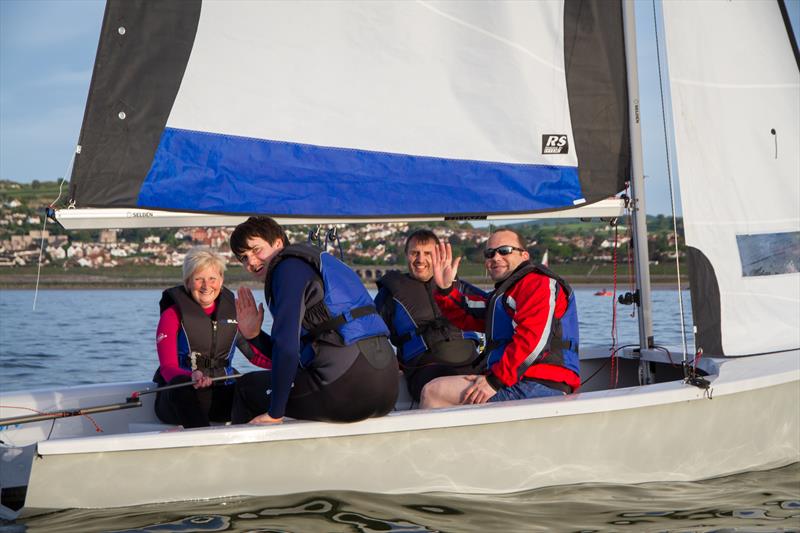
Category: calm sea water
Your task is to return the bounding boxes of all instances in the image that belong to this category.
[1,288,798,532]
[0,287,691,392]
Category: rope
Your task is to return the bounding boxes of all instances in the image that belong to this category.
[652,0,690,363]
[307,226,323,247]
[610,221,620,388]
[581,344,638,388]
[0,403,102,436]
[326,227,345,261]
[33,175,69,311]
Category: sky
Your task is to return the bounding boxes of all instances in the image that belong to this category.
[1,0,798,217]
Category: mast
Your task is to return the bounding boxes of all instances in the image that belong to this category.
[622,0,655,350]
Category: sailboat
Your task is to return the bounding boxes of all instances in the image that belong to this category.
[1,0,797,518]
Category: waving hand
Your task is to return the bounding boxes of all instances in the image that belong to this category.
[432,242,461,290]
[236,286,264,339]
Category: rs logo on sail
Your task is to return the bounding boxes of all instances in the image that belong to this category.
[542,135,569,154]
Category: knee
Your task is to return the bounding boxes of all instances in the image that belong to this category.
[419,377,445,409]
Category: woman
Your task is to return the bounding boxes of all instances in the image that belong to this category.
[153,247,271,428]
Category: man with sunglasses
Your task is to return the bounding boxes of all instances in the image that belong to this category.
[420,229,580,408]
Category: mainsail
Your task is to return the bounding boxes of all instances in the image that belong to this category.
[64,0,629,222]
[662,0,800,356]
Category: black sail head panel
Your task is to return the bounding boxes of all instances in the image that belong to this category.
[564,0,630,202]
[68,0,202,208]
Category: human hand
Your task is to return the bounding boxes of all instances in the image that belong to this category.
[462,375,496,404]
[432,242,461,290]
[191,370,213,389]
[236,286,264,339]
[249,413,284,425]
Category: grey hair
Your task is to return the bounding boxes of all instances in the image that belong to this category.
[183,247,227,290]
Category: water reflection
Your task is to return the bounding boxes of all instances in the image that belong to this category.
[112,515,230,533]
[104,497,442,533]
[8,464,798,533]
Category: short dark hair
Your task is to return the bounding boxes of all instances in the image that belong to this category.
[490,228,525,249]
[404,229,440,254]
[230,216,289,259]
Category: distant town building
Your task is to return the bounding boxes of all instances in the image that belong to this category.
[99,229,117,244]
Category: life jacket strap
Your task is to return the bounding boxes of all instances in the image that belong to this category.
[301,305,380,344]
[471,339,501,370]
[392,316,451,345]
[194,354,229,371]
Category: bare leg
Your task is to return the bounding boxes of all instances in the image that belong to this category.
[419,375,477,409]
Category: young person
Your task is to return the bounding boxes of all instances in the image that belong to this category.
[230,217,398,424]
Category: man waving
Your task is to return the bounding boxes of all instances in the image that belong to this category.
[420,229,580,408]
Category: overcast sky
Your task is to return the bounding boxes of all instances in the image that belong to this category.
[1,0,798,216]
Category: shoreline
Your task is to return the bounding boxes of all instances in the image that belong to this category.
[0,275,688,291]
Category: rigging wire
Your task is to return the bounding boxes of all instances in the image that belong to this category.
[651,0,690,364]
[624,189,636,318]
[610,219,620,388]
[33,172,70,311]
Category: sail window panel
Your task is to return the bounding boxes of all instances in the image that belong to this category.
[736,232,800,277]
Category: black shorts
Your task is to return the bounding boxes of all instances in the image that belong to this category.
[154,373,235,428]
[402,339,479,401]
[232,337,399,423]
[404,362,475,402]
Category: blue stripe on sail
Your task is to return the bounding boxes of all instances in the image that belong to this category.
[137,128,585,216]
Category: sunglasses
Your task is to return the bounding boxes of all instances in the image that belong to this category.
[483,245,526,259]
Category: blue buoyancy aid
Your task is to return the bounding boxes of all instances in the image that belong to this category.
[484,263,580,380]
[266,244,389,365]
[376,271,480,364]
[158,285,239,378]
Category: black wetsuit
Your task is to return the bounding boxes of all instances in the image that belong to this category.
[231,252,398,423]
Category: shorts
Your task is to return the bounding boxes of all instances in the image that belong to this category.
[489,379,567,402]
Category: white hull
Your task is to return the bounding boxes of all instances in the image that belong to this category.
[2,349,798,517]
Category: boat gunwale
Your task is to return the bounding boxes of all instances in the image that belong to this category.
[31,350,799,456]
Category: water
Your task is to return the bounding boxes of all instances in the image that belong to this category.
[0,288,690,391]
[8,465,800,533]
[1,288,798,532]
